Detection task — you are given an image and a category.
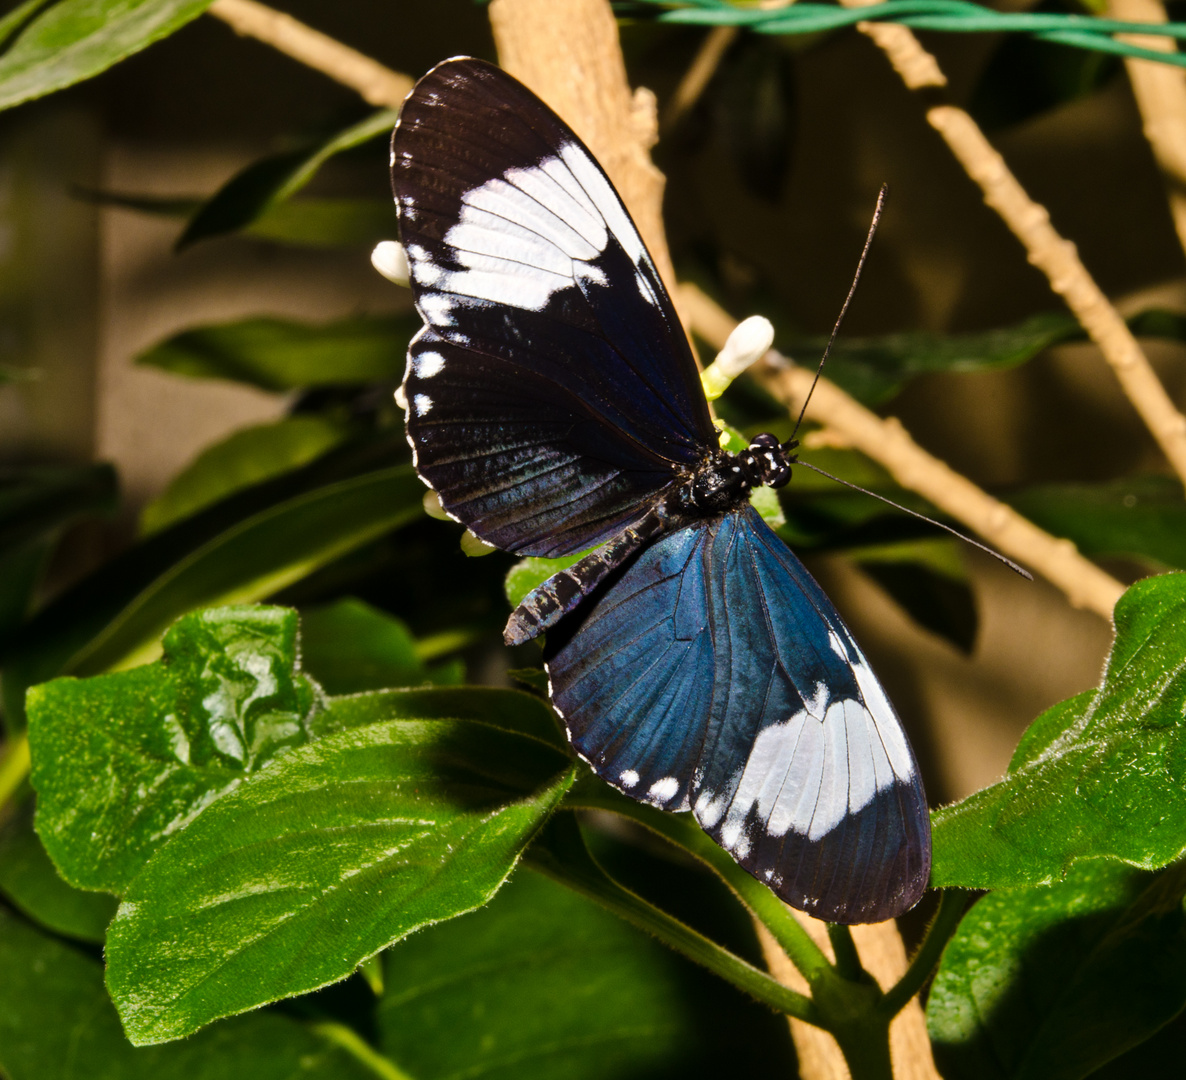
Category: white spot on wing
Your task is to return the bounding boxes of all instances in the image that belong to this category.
[413,351,445,378]
[619,769,639,789]
[413,393,433,416]
[648,776,679,803]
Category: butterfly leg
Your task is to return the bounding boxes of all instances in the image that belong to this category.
[504,509,671,646]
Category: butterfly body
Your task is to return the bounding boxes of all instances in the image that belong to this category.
[391,57,930,923]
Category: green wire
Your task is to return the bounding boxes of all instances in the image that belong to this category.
[632,0,1186,70]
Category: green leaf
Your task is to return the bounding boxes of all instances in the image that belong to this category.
[0,907,381,1080]
[299,596,464,694]
[0,0,216,114]
[927,861,1186,1080]
[377,866,729,1080]
[105,717,574,1044]
[0,804,117,942]
[931,572,1186,889]
[312,685,565,749]
[789,311,1079,406]
[28,605,323,894]
[1007,476,1186,571]
[140,417,351,535]
[136,314,415,391]
[177,110,398,249]
[78,189,398,249]
[2,459,423,718]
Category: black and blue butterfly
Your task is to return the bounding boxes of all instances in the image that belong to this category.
[389,57,930,924]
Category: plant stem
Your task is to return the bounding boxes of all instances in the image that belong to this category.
[0,731,30,812]
[879,888,968,1018]
[306,1020,414,1080]
[566,783,834,984]
[828,922,865,983]
[527,818,820,1023]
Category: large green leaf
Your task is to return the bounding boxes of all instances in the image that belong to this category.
[299,596,463,694]
[1007,476,1186,571]
[931,573,1186,889]
[377,866,734,1080]
[1,455,422,722]
[927,861,1186,1080]
[140,417,351,535]
[0,804,117,942]
[29,606,322,894]
[105,716,574,1044]
[136,315,414,391]
[0,907,381,1080]
[176,109,398,249]
[0,0,216,113]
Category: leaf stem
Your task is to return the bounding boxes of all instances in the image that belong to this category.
[0,731,30,813]
[827,922,865,983]
[879,888,968,1018]
[306,1020,414,1080]
[566,783,834,983]
[529,815,820,1023]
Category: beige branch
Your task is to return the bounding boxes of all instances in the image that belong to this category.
[757,917,940,1080]
[840,0,1186,491]
[681,283,1127,621]
[206,0,413,108]
[1108,0,1186,258]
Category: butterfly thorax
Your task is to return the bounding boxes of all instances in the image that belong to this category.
[681,433,799,516]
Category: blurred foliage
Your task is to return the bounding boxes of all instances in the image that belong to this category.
[3,2,1186,1078]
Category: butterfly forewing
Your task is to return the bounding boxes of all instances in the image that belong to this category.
[393,57,715,555]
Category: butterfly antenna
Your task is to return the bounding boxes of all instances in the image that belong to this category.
[795,459,1033,580]
[789,184,889,443]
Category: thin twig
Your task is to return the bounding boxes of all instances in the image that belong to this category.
[839,0,1186,492]
[1108,0,1186,259]
[662,25,738,132]
[679,282,1127,621]
[206,0,413,108]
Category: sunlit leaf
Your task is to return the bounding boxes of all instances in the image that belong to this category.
[140,417,351,535]
[931,573,1186,888]
[0,0,217,113]
[136,315,414,391]
[0,908,380,1080]
[928,861,1186,1080]
[29,606,322,894]
[105,716,574,1044]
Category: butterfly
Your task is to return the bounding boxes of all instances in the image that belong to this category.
[390,56,930,923]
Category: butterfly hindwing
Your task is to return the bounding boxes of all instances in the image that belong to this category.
[546,504,929,923]
[393,58,715,555]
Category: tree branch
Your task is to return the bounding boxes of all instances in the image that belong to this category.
[839,0,1186,492]
[206,0,412,108]
[1108,0,1186,260]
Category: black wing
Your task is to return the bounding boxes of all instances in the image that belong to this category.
[546,504,930,924]
[392,57,716,556]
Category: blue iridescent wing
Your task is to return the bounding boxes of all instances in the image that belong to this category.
[546,504,930,923]
[392,58,715,556]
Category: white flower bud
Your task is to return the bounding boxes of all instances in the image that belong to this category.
[371,240,409,286]
[700,315,775,400]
